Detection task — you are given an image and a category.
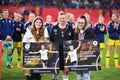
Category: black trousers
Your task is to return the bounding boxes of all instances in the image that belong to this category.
[26,73,41,80]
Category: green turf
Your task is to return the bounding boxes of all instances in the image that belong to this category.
[1,33,120,80]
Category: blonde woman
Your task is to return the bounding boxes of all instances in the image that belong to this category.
[106,13,120,68]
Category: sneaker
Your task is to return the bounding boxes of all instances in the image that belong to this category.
[17,63,21,68]
[6,65,13,69]
[52,74,58,80]
[63,74,69,80]
[43,66,47,69]
[115,65,120,68]
[10,63,14,68]
[106,65,110,68]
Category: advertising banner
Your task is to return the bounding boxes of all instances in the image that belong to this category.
[23,42,59,74]
[63,40,101,72]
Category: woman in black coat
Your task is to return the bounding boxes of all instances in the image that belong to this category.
[74,15,96,80]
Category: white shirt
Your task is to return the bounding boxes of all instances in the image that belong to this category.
[22,27,37,42]
[39,49,48,60]
[22,27,48,42]
[68,49,77,63]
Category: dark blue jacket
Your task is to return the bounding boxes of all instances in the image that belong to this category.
[0,18,14,40]
[67,21,75,28]
[24,21,32,32]
[93,23,106,43]
[108,21,120,40]
[44,23,53,36]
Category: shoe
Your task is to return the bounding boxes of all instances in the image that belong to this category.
[6,65,13,69]
[10,63,14,68]
[106,65,110,68]
[17,63,21,68]
[115,65,120,68]
[43,66,47,69]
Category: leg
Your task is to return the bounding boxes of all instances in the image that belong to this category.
[6,49,13,68]
[52,73,58,80]
[62,72,69,80]
[32,73,41,80]
[10,48,14,68]
[100,43,105,59]
[106,45,112,68]
[17,47,21,68]
[100,48,103,59]
[83,71,90,80]
[77,71,83,80]
[114,45,120,68]
[26,75,32,80]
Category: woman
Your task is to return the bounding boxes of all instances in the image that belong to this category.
[93,16,107,58]
[74,15,96,80]
[106,13,120,68]
[23,16,47,80]
[50,12,74,80]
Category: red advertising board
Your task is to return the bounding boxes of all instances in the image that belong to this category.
[0,40,2,79]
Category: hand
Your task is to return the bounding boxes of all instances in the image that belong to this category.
[100,27,105,31]
[16,28,21,31]
[65,60,67,64]
[80,30,84,33]
[114,23,119,29]
[6,35,12,41]
[29,52,33,54]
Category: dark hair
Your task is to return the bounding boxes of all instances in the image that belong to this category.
[75,15,87,33]
[79,15,87,27]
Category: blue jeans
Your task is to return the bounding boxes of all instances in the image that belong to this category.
[77,71,90,80]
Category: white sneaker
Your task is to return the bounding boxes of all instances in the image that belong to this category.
[63,74,69,80]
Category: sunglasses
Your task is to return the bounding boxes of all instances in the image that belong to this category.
[77,22,85,24]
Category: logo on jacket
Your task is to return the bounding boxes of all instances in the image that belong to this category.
[54,29,57,35]
[68,32,71,36]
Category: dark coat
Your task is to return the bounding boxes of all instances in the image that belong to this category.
[50,24,74,70]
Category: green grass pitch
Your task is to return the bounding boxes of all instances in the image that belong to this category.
[1,33,120,80]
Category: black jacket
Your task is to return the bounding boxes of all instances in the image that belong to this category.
[50,24,74,70]
[74,28,97,65]
[74,28,96,40]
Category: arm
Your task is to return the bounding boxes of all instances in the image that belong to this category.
[65,55,70,63]
[22,27,32,42]
[76,41,81,50]
[50,27,55,42]
[93,23,101,34]
[48,51,58,53]
[7,20,14,40]
[44,27,49,41]
[8,20,14,39]
[29,51,39,54]
[108,22,116,34]
[21,22,26,34]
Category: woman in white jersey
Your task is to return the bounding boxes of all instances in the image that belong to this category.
[65,42,81,65]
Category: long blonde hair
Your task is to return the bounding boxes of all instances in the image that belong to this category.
[31,16,44,42]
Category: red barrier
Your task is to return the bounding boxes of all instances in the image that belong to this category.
[1,6,120,26]
[0,40,2,80]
